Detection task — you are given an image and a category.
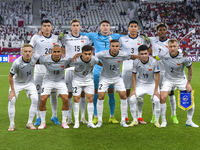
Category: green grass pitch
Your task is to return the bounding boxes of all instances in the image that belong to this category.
[0,62,200,150]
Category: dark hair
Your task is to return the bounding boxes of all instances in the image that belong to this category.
[70,19,81,25]
[82,45,93,52]
[99,20,110,25]
[110,39,119,44]
[155,23,168,31]
[128,20,138,27]
[138,44,148,52]
[41,19,52,25]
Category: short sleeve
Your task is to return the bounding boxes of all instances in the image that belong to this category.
[122,52,131,61]
[95,51,103,59]
[10,61,18,75]
[132,59,138,74]
[29,34,37,47]
[39,55,45,64]
[185,57,192,68]
[153,60,160,73]
[93,56,99,64]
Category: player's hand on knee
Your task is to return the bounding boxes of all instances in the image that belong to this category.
[37,30,43,36]
[186,83,192,93]
[153,91,160,99]
[8,91,16,101]
[130,90,137,98]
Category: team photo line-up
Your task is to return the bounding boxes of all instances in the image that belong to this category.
[7,18,198,131]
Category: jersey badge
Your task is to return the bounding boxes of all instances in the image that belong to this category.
[118,61,121,63]
[137,43,140,45]
[61,65,64,68]
[177,60,180,65]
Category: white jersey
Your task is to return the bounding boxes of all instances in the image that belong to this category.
[69,55,99,82]
[119,34,149,71]
[132,57,160,84]
[158,51,191,82]
[60,34,92,57]
[149,37,182,73]
[95,50,130,78]
[29,34,61,74]
[39,55,71,82]
[10,54,40,83]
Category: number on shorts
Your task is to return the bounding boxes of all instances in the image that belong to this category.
[36,85,40,91]
[26,71,31,76]
[99,84,103,90]
[41,88,44,93]
[72,87,77,93]
[159,48,162,53]
[82,71,89,76]
[171,67,174,73]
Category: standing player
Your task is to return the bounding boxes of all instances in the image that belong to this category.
[80,20,124,124]
[8,44,39,131]
[148,23,178,124]
[95,39,138,128]
[70,45,101,128]
[119,20,150,123]
[38,45,71,129]
[157,39,198,128]
[59,19,92,125]
[129,45,161,128]
[30,19,61,126]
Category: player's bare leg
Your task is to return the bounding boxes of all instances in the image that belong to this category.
[96,92,106,128]
[118,91,129,128]
[80,91,87,124]
[160,91,169,127]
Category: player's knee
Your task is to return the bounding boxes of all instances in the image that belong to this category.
[98,94,104,100]
[62,96,68,104]
[160,95,167,104]
[74,97,80,103]
[30,94,38,104]
[87,97,93,103]
[153,95,159,104]
[120,95,127,100]
[9,97,16,106]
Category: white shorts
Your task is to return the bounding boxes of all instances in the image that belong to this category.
[135,82,159,101]
[98,76,126,92]
[65,69,74,92]
[9,80,38,99]
[34,73,56,93]
[161,77,187,92]
[72,80,94,96]
[122,70,132,90]
[41,79,68,96]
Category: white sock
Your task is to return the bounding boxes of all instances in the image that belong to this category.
[68,97,72,119]
[8,97,16,125]
[73,102,79,125]
[152,102,155,115]
[97,99,104,122]
[80,97,86,119]
[129,95,137,120]
[160,103,166,122]
[87,103,94,124]
[169,95,176,116]
[126,97,129,118]
[50,92,58,117]
[153,96,160,121]
[36,93,41,118]
[28,95,38,123]
[62,110,68,123]
[187,104,195,122]
[137,100,143,118]
[121,99,127,122]
[40,111,46,123]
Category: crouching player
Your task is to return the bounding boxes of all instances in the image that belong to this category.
[129,45,161,128]
[157,39,198,128]
[8,44,39,131]
[70,45,101,128]
[38,45,71,129]
[95,39,138,128]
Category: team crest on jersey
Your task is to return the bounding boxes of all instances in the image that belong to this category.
[61,65,64,68]
[149,64,152,71]
[91,66,93,68]
[118,61,121,63]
